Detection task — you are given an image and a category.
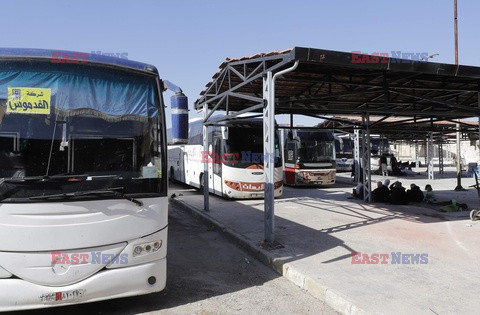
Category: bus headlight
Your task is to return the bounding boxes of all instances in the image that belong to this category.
[107,228,167,269]
[133,240,163,257]
[224,180,241,191]
[274,181,283,189]
[134,246,143,256]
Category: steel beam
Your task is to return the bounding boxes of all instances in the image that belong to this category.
[263,71,275,243]
[197,56,290,109]
[354,128,361,183]
[389,90,475,112]
[275,105,478,118]
[261,61,299,243]
[438,141,444,174]
[454,120,464,190]
[427,132,434,180]
[415,141,419,168]
[202,103,210,211]
[284,76,479,93]
[362,115,372,202]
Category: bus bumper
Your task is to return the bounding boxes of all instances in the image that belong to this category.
[223,181,283,199]
[285,169,336,186]
[0,258,166,311]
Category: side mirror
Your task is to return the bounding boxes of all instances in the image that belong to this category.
[286,141,298,163]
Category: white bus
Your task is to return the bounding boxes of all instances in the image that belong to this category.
[334,134,354,172]
[0,49,170,310]
[168,118,283,199]
[281,129,336,186]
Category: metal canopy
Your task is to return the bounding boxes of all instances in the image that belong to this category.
[317,116,479,141]
[195,46,480,243]
[195,47,480,119]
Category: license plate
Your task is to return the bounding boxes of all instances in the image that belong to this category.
[40,289,86,303]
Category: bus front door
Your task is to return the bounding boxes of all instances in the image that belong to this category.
[212,136,223,195]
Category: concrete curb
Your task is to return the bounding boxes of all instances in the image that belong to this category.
[169,197,368,315]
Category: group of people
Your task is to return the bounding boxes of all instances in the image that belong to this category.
[353,181,468,211]
[371,179,424,204]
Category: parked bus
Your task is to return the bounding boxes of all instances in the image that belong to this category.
[0,49,171,310]
[168,117,283,199]
[334,135,354,172]
[281,129,336,186]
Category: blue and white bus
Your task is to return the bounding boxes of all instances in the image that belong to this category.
[0,49,171,310]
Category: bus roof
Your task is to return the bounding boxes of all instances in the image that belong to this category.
[0,48,159,74]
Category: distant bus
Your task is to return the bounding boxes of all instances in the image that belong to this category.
[334,135,354,172]
[168,118,283,199]
[281,129,336,186]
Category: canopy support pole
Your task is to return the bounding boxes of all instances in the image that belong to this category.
[203,103,210,211]
[362,114,372,202]
[454,120,464,190]
[427,132,434,180]
[263,61,298,243]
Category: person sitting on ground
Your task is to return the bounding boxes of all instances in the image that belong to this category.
[353,182,364,199]
[373,180,390,202]
[383,178,390,187]
[424,184,436,204]
[406,183,424,202]
[401,168,418,176]
[389,181,408,204]
[390,155,406,176]
[423,184,468,210]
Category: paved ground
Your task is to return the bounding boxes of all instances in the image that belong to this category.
[170,167,480,315]
[12,202,337,315]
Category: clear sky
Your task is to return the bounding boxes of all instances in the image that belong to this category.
[2,0,479,127]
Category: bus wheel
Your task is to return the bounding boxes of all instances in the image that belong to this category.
[169,166,175,182]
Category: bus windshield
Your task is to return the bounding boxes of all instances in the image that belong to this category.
[0,61,164,202]
[223,126,282,168]
[296,131,335,163]
[336,137,353,158]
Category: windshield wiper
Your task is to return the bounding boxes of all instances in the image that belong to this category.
[2,176,46,183]
[3,174,122,183]
[29,187,143,206]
